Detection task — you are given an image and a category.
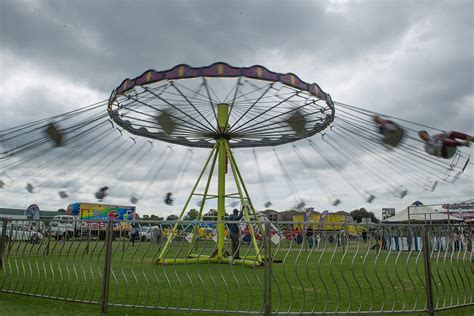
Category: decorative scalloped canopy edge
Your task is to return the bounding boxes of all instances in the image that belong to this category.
[108,62,331,104]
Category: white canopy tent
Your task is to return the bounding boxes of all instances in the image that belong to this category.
[384,202,463,223]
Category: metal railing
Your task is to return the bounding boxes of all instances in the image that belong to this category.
[0,218,472,315]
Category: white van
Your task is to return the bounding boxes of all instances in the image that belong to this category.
[49,215,75,238]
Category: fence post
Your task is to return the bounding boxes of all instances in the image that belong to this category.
[85,226,90,254]
[0,218,7,269]
[45,226,51,256]
[263,221,272,316]
[101,221,114,313]
[422,226,434,316]
[122,226,125,252]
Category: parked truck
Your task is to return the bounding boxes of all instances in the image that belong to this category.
[58,202,136,239]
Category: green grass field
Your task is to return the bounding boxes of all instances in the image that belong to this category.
[0,292,473,316]
[0,236,472,314]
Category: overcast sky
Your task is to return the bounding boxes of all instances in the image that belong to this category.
[1,0,473,218]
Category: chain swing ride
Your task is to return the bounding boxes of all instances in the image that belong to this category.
[0,62,472,266]
[107,63,335,266]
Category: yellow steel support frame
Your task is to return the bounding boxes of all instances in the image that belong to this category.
[157,144,217,262]
[156,103,263,266]
[224,141,263,263]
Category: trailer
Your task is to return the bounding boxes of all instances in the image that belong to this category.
[66,202,136,239]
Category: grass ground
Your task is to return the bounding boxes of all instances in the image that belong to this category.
[0,235,472,315]
[0,292,472,316]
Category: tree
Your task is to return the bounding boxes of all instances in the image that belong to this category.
[149,214,163,221]
[166,214,178,221]
[350,208,380,223]
[184,209,199,221]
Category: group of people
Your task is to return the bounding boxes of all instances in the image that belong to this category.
[373,115,472,159]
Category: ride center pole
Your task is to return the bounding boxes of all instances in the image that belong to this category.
[216,103,228,258]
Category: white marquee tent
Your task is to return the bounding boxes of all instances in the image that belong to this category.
[384,202,463,223]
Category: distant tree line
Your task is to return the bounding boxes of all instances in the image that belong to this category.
[138,207,380,224]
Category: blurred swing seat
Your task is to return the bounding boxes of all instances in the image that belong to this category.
[46,123,64,146]
[382,125,404,147]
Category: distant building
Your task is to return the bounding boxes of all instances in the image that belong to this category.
[361,217,372,224]
[279,210,304,221]
[0,207,61,219]
[260,209,280,222]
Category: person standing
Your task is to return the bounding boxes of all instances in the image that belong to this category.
[153,225,162,245]
[227,208,244,259]
[306,226,314,249]
[130,223,139,245]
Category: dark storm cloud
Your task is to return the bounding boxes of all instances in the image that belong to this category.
[2,1,472,128]
[1,0,473,214]
[323,2,473,133]
[0,1,444,88]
